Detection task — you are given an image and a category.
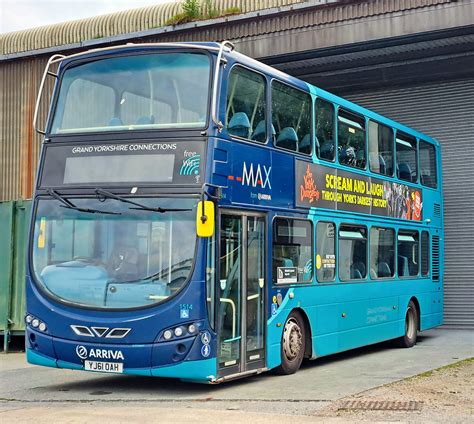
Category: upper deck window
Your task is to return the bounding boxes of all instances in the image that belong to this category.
[316,99,335,161]
[338,109,366,169]
[419,140,437,188]
[396,133,418,183]
[368,120,394,176]
[226,66,266,142]
[51,52,211,134]
[272,81,312,154]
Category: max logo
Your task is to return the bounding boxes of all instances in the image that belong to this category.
[242,162,272,189]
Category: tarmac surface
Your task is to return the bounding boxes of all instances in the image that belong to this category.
[0,328,473,422]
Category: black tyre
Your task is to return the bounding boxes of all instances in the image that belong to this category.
[396,300,418,348]
[275,310,306,375]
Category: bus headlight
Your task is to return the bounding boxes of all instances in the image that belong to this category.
[26,314,48,333]
[160,322,202,341]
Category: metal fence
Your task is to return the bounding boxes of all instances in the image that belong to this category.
[0,200,31,351]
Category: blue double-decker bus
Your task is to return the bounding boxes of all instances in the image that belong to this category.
[26,41,443,382]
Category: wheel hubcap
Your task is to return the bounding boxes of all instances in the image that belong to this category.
[283,318,302,361]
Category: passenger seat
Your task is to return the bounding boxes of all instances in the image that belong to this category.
[275,127,298,151]
[378,262,392,278]
[397,163,413,181]
[228,112,251,138]
[299,134,312,154]
[398,256,409,276]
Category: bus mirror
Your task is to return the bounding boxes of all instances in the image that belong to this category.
[196,201,215,238]
[34,54,64,135]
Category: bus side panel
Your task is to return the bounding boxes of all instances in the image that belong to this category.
[398,291,443,332]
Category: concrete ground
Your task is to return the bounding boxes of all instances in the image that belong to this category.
[0,328,473,422]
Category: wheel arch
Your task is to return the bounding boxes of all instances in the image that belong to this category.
[408,296,421,330]
[292,307,313,359]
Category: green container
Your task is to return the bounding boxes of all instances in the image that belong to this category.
[0,200,32,352]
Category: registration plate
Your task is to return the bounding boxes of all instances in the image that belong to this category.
[84,360,123,373]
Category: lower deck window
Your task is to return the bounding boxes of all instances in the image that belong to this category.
[316,222,336,282]
[370,227,395,279]
[339,225,367,281]
[398,230,419,277]
[273,218,313,284]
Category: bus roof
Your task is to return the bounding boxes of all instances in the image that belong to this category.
[55,41,439,147]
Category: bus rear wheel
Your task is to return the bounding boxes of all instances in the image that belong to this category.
[275,310,305,375]
[396,300,418,348]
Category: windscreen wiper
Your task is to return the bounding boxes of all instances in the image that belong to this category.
[47,189,121,215]
[95,188,191,213]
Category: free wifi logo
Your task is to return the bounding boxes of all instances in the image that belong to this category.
[180,153,201,176]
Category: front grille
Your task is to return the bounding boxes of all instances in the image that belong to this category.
[70,325,131,338]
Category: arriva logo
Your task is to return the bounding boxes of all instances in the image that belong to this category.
[242,162,271,189]
[75,345,125,360]
[76,345,88,360]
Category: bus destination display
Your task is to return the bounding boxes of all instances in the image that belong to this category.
[40,141,205,187]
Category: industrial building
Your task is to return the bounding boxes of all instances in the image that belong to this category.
[0,0,472,341]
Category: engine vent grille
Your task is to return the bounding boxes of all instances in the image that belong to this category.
[432,236,440,281]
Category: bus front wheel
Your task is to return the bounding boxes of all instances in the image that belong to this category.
[396,300,418,348]
[275,310,305,375]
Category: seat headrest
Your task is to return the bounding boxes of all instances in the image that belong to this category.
[252,120,276,142]
[109,117,123,126]
[378,262,391,277]
[398,163,412,180]
[353,261,366,276]
[299,134,311,152]
[135,116,155,125]
[276,127,298,150]
[252,120,266,138]
[228,112,251,138]
[228,112,250,129]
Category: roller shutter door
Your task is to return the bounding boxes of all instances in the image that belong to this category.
[344,79,474,329]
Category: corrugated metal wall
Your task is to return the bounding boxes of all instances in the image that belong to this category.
[345,79,474,328]
[133,0,453,45]
[0,57,51,201]
[0,0,309,55]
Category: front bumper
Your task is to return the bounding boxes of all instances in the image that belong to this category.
[26,328,217,382]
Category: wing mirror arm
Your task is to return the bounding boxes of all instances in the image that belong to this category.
[200,198,208,224]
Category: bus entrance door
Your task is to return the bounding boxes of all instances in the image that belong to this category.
[217,212,266,377]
